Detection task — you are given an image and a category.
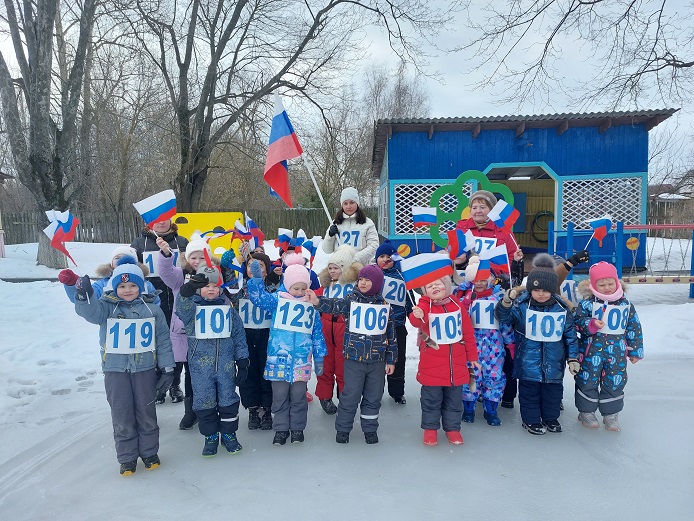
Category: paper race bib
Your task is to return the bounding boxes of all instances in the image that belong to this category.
[349,302,389,335]
[560,279,580,306]
[195,305,232,339]
[525,310,566,342]
[238,299,272,329]
[381,276,406,306]
[473,237,497,254]
[105,318,156,353]
[274,298,315,334]
[469,299,498,330]
[143,250,180,278]
[340,229,363,249]
[324,283,354,299]
[591,303,629,335]
[428,310,463,344]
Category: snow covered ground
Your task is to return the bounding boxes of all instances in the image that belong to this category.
[0,241,693,520]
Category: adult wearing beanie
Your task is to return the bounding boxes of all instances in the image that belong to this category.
[322,187,379,266]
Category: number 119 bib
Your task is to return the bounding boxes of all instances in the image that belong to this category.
[105,318,156,353]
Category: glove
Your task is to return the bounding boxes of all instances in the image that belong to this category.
[328,224,339,237]
[75,275,93,299]
[235,358,249,386]
[495,272,511,290]
[567,359,580,376]
[58,269,79,286]
[501,288,517,308]
[220,249,236,269]
[567,250,590,267]
[314,360,324,377]
[180,273,209,297]
[249,259,263,279]
[155,368,174,396]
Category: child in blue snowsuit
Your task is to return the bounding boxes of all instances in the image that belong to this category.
[495,254,580,435]
[247,259,327,445]
[572,261,643,432]
[73,257,174,475]
[458,256,516,426]
[375,241,412,404]
[176,264,250,456]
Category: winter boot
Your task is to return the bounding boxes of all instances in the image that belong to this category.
[542,419,562,433]
[260,407,273,431]
[273,431,290,446]
[462,400,476,423]
[364,432,379,444]
[445,431,464,445]
[578,411,600,429]
[290,430,305,443]
[500,400,514,409]
[221,433,243,454]
[202,433,219,457]
[247,407,261,430]
[483,399,502,426]
[603,413,621,432]
[155,391,166,405]
[320,399,338,415]
[336,431,350,444]
[393,396,407,405]
[423,429,438,446]
[179,396,198,430]
[142,454,160,470]
[522,422,547,435]
[169,385,184,403]
[119,460,137,476]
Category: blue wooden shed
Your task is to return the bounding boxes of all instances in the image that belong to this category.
[371,109,678,266]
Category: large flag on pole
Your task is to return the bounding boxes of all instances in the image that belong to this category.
[264,93,303,208]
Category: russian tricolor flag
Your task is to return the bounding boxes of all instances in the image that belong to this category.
[412,206,437,227]
[474,258,492,282]
[301,239,317,268]
[401,253,454,290]
[264,94,303,208]
[446,229,475,261]
[133,190,177,228]
[488,199,520,231]
[43,209,80,266]
[480,244,510,274]
[274,228,293,252]
[234,220,253,240]
[245,212,265,249]
[586,215,612,247]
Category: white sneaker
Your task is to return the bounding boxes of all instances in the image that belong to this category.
[578,412,599,429]
[602,413,621,432]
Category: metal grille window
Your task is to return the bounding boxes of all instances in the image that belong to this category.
[393,182,472,235]
[561,177,642,230]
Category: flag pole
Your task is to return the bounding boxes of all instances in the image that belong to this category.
[300,153,333,224]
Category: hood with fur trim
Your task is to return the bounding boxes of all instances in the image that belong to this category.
[577,278,629,300]
[180,254,221,273]
[318,261,363,288]
[95,261,150,279]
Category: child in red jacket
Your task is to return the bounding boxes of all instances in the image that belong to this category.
[409,275,479,447]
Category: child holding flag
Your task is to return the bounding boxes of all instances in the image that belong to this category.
[73,257,175,475]
[307,265,396,445]
[375,241,413,405]
[572,262,643,432]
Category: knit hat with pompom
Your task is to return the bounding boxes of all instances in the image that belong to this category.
[526,253,558,293]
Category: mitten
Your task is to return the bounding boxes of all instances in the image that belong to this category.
[58,269,79,286]
[235,358,249,386]
[249,259,263,279]
[180,273,209,297]
[567,359,581,376]
[328,224,339,237]
[567,250,590,267]
[495,271,511,290]
[155,368,174,396]
[75,275,93,300]
[501,288,517,308]
[314,360,324,377]
[220,248,236,269]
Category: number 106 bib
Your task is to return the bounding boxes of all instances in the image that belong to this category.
[349,302,389,335]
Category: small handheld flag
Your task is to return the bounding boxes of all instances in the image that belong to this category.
[274,228,293,252]
[400,253,454,290]
[245,212,265,250]
[264,94,303,208]
[474,258,492,282]
[43,209,80,266]
[412,206,437,227]
[233,220,253,241]
[585,215,612,248]
[446,229,475,261]
[133,190,177,228]
[488,200,520,231]
[479,244,510,274]
[301,239,318,268]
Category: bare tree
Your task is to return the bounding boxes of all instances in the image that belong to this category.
[461,0,694,108]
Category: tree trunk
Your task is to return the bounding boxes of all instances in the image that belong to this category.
[37,231,68,270]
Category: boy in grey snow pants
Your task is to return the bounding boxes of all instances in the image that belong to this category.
[336,360,389,435]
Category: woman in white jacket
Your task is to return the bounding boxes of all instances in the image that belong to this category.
[322,187,379,266]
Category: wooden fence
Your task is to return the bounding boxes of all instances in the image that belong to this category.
[0,208,378,245]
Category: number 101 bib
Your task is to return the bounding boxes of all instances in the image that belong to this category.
[349,302,389,335]
[105,318,156,353]
[195,305,232,339]
[525,310,566,342]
